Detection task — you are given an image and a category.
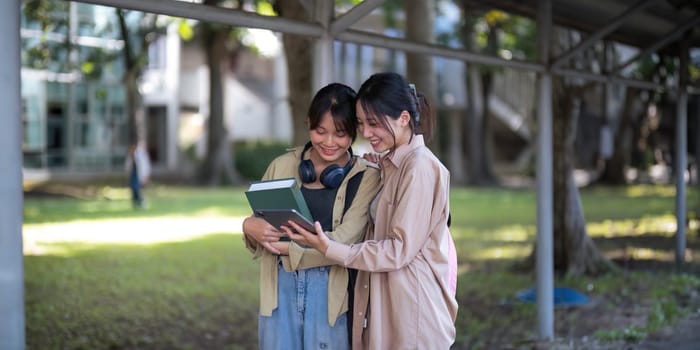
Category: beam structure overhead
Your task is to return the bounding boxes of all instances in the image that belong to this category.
[337,29,545,72]
[613,16,700,75]
[70,0,698,91]
[76,0,324,37]
[330,0,385,36]
[462,0,700,48]
[551,0,654,68]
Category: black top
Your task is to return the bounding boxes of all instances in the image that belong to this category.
[301,186,338,232]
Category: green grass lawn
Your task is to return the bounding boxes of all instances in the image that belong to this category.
[23,184,700,349]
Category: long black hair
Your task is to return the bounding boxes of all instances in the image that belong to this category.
[307,83,358,142]
[356,72,434,147]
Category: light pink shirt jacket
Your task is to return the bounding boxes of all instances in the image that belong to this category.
[326,136,459,350]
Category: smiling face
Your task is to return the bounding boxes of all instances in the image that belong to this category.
[356,100,412,153]
[308,111,352,165]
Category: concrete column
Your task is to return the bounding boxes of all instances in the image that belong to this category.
[0,0,26,348]
[535,0,554,340]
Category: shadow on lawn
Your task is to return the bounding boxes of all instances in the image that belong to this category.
[451,231,700,349]
[594,232,700,274]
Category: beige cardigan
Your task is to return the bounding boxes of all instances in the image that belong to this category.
[244,145,381,326]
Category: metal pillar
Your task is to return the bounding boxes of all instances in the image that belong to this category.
[535,0,554,340]
[0,0,26,348]
[675,34,689,267]
[311,0,334,92]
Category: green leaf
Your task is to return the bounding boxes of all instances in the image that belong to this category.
[256,2,276,16]
[177,20,194,41]
[81,62,95,75]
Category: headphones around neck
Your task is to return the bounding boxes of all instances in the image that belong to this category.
[299,141,353,189]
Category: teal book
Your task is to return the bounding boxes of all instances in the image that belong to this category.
[244,178,312,221]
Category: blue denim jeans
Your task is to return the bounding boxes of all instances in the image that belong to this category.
[129,168,143,207]
[258,262,349,350]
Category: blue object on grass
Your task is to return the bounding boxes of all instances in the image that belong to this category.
[515,287,589,307]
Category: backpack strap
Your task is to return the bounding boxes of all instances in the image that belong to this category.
[343,171,365,215]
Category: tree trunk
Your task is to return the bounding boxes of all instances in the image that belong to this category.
[448,109,466,185]
[695,97,700,220]
[201,26,239,185]
[274,0,312,146]
[599,87,642,184]
[479,24,500,184]
[405,0,437,149]
[117,9,146,148]
[552,78,615,276]
[465,64,484,184]
[479,70,496,184]
[458,6,498,186]
[124,71,145,147]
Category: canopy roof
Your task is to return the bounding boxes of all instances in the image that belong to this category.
[77,0,699,91]
[469,0,700,49]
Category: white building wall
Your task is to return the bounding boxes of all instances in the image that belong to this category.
[139,23,182,171]
[165,24,181,171]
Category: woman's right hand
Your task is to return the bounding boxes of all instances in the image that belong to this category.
[283,221,330,255]
[242,216,285,254]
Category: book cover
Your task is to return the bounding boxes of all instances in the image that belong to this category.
[245,177,313,221]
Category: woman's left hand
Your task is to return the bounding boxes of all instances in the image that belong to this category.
[283,221,330,255]
[362,152,382,165]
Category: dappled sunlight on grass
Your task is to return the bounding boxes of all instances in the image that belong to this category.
[100,186,131,200]
[193,207,237,217]
[450,224,534,242]
[606,247,695,263]
[24,216,246,256]
[24,234,261,349]
[471,244,531,260]
[26,243,74,256]
[491,225,534,242]
[625,185,677,198]
[76,199,133,214]
[24,186,253,224]
[453,225,533,261]
[587,215,678,237]
[22,184,700,349]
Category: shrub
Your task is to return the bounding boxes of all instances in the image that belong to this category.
[234,140,291,181]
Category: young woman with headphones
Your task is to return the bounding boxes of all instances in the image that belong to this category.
[242,83,381,350]
[285,73,459,349]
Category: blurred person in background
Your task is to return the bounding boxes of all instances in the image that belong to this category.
[125,141,151,209]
